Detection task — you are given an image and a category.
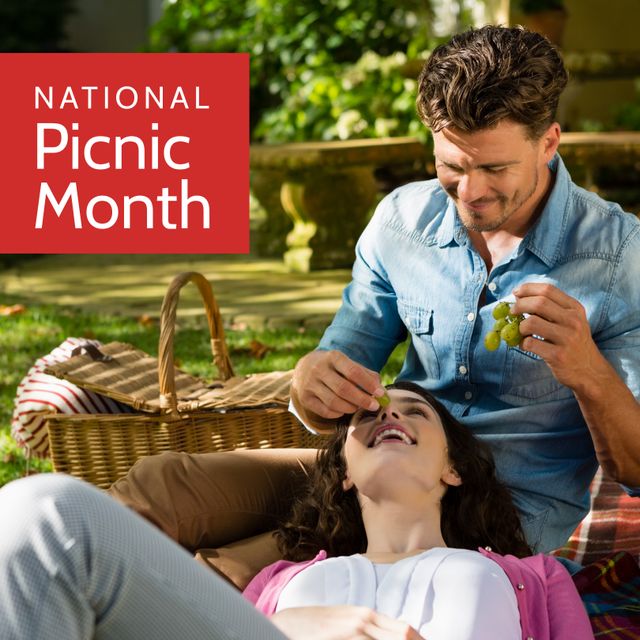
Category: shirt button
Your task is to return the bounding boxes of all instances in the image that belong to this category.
[458,365,467,375]
[464,391,472,400]
[466,312,475,321]
[517,583,525,590]
[488,282,497,292]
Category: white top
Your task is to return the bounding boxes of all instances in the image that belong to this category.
[276,547,520,640]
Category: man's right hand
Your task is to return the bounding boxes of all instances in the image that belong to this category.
[291,350,385,431]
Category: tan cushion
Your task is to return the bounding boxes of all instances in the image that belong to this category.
[195,530,282,591]
[108,448,317,552]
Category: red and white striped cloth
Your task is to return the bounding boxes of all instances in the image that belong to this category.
[11,337,134,457]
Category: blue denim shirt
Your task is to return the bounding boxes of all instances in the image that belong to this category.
[318,155,640,553]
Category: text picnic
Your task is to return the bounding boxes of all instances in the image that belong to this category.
[37,122,190,171]
[35,122,211,231]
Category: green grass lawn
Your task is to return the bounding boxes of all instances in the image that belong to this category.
[0,294,406,487]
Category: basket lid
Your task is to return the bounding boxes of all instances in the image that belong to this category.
[44,341,292,414]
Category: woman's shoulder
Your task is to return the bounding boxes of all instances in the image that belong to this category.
[243,550,328,611]
[478,547,565,581]
[479,548,594,640]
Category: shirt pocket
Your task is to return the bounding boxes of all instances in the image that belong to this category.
[499,347,573,404]
[396,301,440,381]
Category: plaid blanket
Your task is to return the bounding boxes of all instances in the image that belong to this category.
[553,468,640,566]
[573,551,640,638]
[550,468,640,636]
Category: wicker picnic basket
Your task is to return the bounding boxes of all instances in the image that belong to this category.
[44,271,318,489]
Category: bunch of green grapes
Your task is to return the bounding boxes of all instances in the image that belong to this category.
[484,301,525,351]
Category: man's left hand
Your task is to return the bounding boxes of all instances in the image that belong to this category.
[512,282,607,393]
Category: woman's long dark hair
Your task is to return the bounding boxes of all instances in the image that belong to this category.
[276,381,531,560]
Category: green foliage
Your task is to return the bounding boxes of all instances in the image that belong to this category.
[149,0,434,139]
[615,104,640,131]
[576,119,607,133]
[573,79,640,133]
[0,0,76,52]
[255,50,430,143]
[613,79,640,131]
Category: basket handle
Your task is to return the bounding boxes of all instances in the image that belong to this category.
[158,272,235,414]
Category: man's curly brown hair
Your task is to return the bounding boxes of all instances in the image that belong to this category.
[416,25,568,139]
[276,381,532,561]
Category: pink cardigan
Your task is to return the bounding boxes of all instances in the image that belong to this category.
[243,548,594,640]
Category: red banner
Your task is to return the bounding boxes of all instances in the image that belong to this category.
[1,53,249,253]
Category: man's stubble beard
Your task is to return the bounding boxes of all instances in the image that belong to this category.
[456,167,539,233]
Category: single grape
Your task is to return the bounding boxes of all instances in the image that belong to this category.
[492,301,511,320]
[484,331,501,351]
[493,318,508,332]
[377,392,391,407]
[500,322,522,347]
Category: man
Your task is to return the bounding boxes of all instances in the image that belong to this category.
[291,25,640,553]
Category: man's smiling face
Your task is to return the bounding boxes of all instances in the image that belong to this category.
[432,119,559,234]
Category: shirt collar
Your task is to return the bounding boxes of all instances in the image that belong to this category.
[520,154,570,268]
[435,153,570,263]
[436,196,465,248]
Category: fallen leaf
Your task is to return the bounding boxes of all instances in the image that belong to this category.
[231,340,272,360]
[249,340,271,360]
[137,314,155,327]
[0,304,26,316]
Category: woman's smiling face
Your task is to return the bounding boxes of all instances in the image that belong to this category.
[342,388,461,501]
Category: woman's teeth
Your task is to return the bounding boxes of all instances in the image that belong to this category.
[371,428,415,447]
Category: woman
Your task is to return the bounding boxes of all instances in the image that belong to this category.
[246,381,593,639]
[0,383,591,639]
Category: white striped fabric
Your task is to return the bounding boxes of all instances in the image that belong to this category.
[11,338,134,457]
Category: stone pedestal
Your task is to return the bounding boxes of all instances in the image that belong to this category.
[559,132,640,215]
[250,138,428,272]
[250,168,291,258]
[559,132,640,188]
